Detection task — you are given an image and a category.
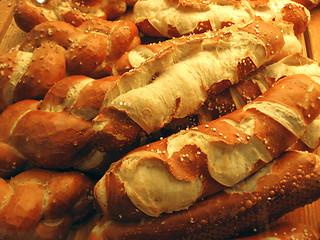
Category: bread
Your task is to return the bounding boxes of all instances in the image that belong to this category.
[0,168,94,240]
[0,44,66,112]
[234,222,320,240]
[93,20,289,153]
[114,20,302,76]
[205,53,320,120]
[90,150,320,239]
[134,0,310,37]
[14,0,138,32]
[0,100,40,177]
[293,0,320,9]
[0,19,140,112]
[93,74,320,220]
[0,75,121,171]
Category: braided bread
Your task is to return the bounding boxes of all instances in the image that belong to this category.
[0,75,120,171]
[14,0,138,32]
[134,0,310,38]
[0,19,140,112]
[0,168,94,240]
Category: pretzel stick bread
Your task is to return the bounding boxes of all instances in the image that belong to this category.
[93,20,288,152]
[114,21,302,76]
[94,74,320,221]
[134,0,310,37]
[90,150,320,239]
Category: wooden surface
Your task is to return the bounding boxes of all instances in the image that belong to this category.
[1,3,320,240]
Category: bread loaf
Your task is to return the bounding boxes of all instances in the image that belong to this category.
[14,0,138,32]
[0,100,40,177]
[114,21,302,75]
[90,150,320,239]
[93,21,288,152]
[3,75,120,170]
[134,0,310,37]
[0,168,94,240]
[94,74,320,220]
[205,53,320,120]
[0,19,140,112]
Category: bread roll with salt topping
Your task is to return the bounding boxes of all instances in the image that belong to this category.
[134,0,310,37]
[93,20,287,152]
[90,150,320,239]
[94,74,320,220]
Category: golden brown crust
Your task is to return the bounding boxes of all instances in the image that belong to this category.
[14,0,138,32]
[0,20,140,112]
[94,21,288,154]
[134,0,310,37]
[94,74,320,221]
[89,150,320,240]
[11,110,94,169]
[235,222,320,239]
[0,169,94,240]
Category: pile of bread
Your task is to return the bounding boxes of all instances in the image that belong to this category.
[1,0,320,239]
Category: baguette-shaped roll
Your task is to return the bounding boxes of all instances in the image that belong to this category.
[90,150,320,239]
[14,0,138,32]
[206,53,320,119]
[94,74,320,220]
[114,21,301,76]
[134,0,310,37]
[0,169,94,240]
[93,21,286,151]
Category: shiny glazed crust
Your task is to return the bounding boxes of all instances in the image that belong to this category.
[134,0,310,37]
[89,150,320,239]
[0,168,94,240]
[94,74,320,220]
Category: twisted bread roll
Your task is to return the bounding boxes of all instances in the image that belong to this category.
[0,19,140,112]
[0,168,94,240]
[90,150,320,239]
[0,43,66,112]
[14,0,138,32]
[94,74,320,220]
[18,20,140,77]
[0,100,40,177]
[93,21,287,152]
[2,75,119,170]
[134,0,310,37]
